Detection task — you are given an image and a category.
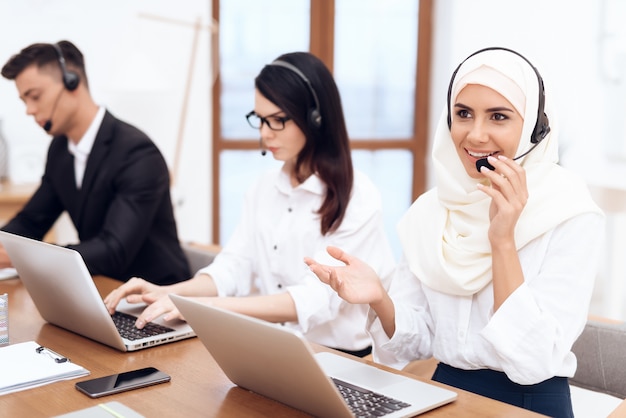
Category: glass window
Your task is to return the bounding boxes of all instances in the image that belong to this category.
[220,0,310,139]
[219,150,282,243]
[220,150,412,259]
[352,150,413,258]
[216,0,424,260]
[334,0,419,139]
[601,0,626,159]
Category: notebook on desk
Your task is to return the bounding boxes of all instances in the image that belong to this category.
[170,294,457,417]
[0,231,195,352]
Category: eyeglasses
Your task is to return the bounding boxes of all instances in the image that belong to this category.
[246,111,292,131]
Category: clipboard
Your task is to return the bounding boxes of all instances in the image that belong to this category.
[0,341,89,395]
[53,401,145,418]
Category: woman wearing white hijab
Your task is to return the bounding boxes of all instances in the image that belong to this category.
[305,47,604,417]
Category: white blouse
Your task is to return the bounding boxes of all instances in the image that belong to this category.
[368,212,605,385]
[198,168,396,351]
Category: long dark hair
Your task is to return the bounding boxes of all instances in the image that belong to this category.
[255,52,353,235]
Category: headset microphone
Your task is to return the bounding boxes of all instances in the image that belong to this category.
[43,43,80,133]
[475,158,493,172]
[43,88,64,132]
[260,138,266,156]
[475,141,541,172]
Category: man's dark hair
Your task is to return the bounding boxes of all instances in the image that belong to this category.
[1,40,88,88]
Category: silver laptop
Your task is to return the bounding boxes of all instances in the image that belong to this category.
[170,294,457,417]
[0,231,195,352]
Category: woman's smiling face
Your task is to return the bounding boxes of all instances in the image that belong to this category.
[450,84,524,179]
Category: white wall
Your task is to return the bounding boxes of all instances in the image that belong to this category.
[431,0,626,319]
[0,0,213,244]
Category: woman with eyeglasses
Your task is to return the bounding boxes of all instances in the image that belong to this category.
[104,51,395,357]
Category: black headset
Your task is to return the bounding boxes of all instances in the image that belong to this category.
[268,60,322,129]
[446,47,550,145]
[51,43,80,91]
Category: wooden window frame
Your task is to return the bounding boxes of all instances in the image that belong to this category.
[210,0,433,243]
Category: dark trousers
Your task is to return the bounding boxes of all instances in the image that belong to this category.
[333,346,372,358]
[432,363,574,418]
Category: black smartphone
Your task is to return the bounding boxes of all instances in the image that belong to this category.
[75,367,171,398]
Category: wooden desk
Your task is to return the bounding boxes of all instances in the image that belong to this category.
[0,277,543,417]
[0,181,58,243]
[0,181,38,223]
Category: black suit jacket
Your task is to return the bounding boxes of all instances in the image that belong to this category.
[2,111,190,285]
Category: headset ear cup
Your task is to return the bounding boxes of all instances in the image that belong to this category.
[268,60,323,130]
[310,109,322,129]
[52,43,80,91]
[63,71,80,91]
[532,112,550,143]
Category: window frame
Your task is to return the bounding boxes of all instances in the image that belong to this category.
[210,0,433,243]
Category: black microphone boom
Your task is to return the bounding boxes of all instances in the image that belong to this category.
[44,88,64,132]
[475,141,541,173]
[260,138,266,156]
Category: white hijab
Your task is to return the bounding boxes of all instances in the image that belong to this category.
[397,48,602,296]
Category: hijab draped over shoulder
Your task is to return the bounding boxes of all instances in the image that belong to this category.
[397,48,602,296]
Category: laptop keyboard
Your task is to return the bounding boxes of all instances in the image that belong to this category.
[332,377,411,417]
[112,311,175,341]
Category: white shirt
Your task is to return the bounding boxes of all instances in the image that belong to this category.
[198,168,396,351]
[67,106,105,188]
[368,212,605,385]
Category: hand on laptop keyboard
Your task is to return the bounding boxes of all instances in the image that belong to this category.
[112,311,174,341]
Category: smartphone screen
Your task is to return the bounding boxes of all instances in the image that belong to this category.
[75,367,170,398]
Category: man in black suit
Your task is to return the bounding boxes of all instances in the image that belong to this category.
[0,40,190,285]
